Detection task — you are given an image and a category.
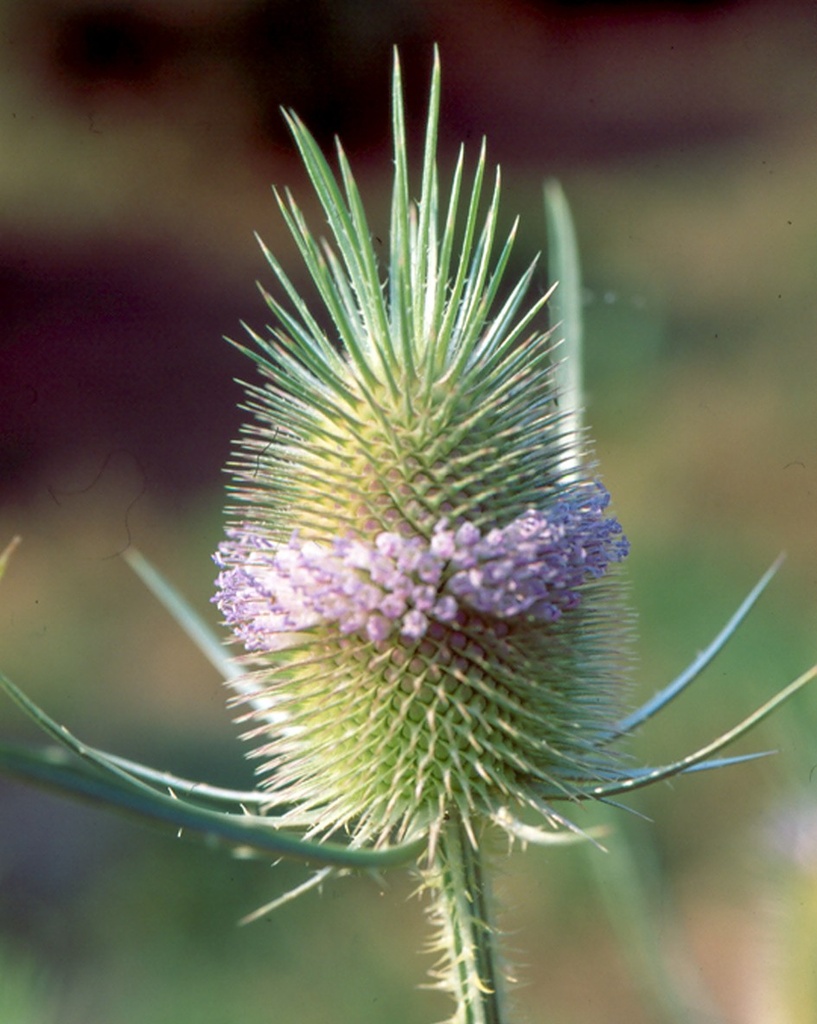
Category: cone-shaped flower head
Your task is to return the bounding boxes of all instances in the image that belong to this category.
[214,53,630,848]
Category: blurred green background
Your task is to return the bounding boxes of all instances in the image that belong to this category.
[2,1,817,1022]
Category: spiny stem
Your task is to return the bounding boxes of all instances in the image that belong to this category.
[429,813,507,1024]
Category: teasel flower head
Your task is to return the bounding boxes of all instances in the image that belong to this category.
[213,51,633,853]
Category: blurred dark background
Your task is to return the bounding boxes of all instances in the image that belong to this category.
[3,0,817,501]
[2,2,817,1022]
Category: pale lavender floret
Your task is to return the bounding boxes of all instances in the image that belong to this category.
[381,592,408,619]
[429,529,456,560]
[214,483,628,651]
[432,594,459,622]
[416,552,444,585]
[455,522,481,548]
[366,614,392,643]
[412,584,437,612]
[401,608,429,640]
[375,532,403,558]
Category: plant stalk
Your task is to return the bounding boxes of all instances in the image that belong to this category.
[429,813,507,1024]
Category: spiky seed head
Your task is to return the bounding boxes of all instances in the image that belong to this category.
[214,52,631,848]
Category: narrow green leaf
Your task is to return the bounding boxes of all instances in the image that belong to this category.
[0,671,426,868]
[544,179,584,478]
[591,661,817,798]
[615,555,786,734]
[123,548,239,683]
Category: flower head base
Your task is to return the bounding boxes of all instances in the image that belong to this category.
[213,54,632,847]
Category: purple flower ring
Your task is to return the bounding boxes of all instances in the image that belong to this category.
[215,483,628,652]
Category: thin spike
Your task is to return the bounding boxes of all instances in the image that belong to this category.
[616,555,786,735]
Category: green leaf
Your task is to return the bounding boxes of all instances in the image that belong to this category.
[122,548,239,683]
[616,555,785,734]
[591,660,817,799]
[544,179,584,478]
[0,670,425,869]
